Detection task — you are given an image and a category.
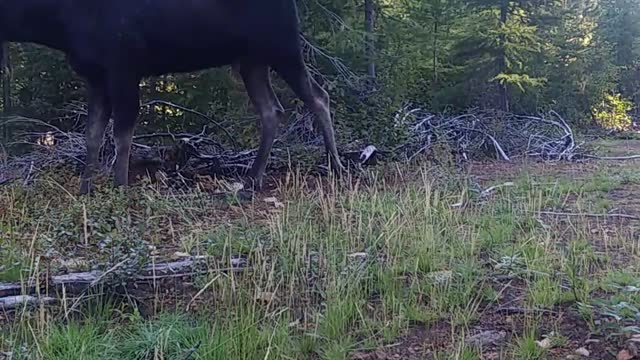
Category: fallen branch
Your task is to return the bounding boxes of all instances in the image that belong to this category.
[536,211,640,221]
[495,306,557,315]
[0,295,57,310]
[0,257,247,298]
[141,100,239,150]
[479,182,515,198]
[580,154,640,161]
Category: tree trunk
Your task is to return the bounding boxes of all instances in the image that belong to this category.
[1,42,12,144]
[433,18,439,86]
[364,0,376,85]
[497,0,509,112]
[617,2,638,104]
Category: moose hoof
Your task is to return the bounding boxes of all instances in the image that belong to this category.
[242,176,263,192]
[79,181,93,196]
[328,159,347,178]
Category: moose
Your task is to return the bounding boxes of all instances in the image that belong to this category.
[0,0,345,194]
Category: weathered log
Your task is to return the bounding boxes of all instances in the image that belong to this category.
[0,295,56,310]
[0,257,245,299]
[0,283,24,298]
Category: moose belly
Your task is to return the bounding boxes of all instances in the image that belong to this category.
[140,44,245,77]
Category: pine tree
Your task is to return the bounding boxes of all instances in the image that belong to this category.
[599,0,640,109]
[450,0,546,111]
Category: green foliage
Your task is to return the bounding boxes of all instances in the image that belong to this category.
[0,243,27,282]
[513,331,547,359]
[492,73,546,92]
[593,93,634,131]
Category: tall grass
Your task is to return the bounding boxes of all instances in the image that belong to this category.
[1,161,640,358]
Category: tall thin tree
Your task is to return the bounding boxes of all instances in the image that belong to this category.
[497,0,509,111]
[1,42,11,144]
[364,0,376,85]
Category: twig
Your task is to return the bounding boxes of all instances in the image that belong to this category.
[580,154,640,161]
[479,182,515,198]
[460,127,510,161]
[142,100,239,150]
[536,211,640,221]
[299,35,360,87]
[495,306,556,315]
[89,259,128,287]
[186,274,221,311]
[0,116,66,133]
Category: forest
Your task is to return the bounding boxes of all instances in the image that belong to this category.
[2,0,639,148]
[3,0,640,359]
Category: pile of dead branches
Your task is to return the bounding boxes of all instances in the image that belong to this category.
[0,103,604,188]
[0,118,299,187]
[0,100,325,187]
[395,106,582,162]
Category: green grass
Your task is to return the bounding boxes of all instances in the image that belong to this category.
[0,244,28,282]
[1,156,640,358]
[512,330,547,360]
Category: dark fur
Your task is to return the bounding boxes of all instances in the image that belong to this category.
[0,0,344,193]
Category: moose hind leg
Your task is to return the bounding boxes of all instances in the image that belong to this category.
[240,64,285,188]
[110,77,140,188]
[80,81,112,195]
[275,62,344,173]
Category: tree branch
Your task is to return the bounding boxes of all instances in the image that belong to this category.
[141,100,239,150]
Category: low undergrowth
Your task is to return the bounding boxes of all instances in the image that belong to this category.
[1,157,640,359]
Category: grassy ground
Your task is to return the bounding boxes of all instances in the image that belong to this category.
[2,139,640,359]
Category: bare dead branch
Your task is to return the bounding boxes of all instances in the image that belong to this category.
[536,211,640,221]
[0,295,57,310]
[141,100,239,150]
[479,182,515,198]
[396,107,581,163]
[580,154,640,161]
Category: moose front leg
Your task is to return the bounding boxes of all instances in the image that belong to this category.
[79,81,112,195]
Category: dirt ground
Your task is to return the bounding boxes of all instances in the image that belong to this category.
[352,139,640,360]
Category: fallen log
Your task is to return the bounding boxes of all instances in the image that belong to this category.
[0,295,56,310]
[0,283,23,298]
[0,256,247,298]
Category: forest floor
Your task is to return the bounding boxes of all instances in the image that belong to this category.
[2,136,640,359]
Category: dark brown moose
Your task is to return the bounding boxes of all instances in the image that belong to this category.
[0,0,344,194]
